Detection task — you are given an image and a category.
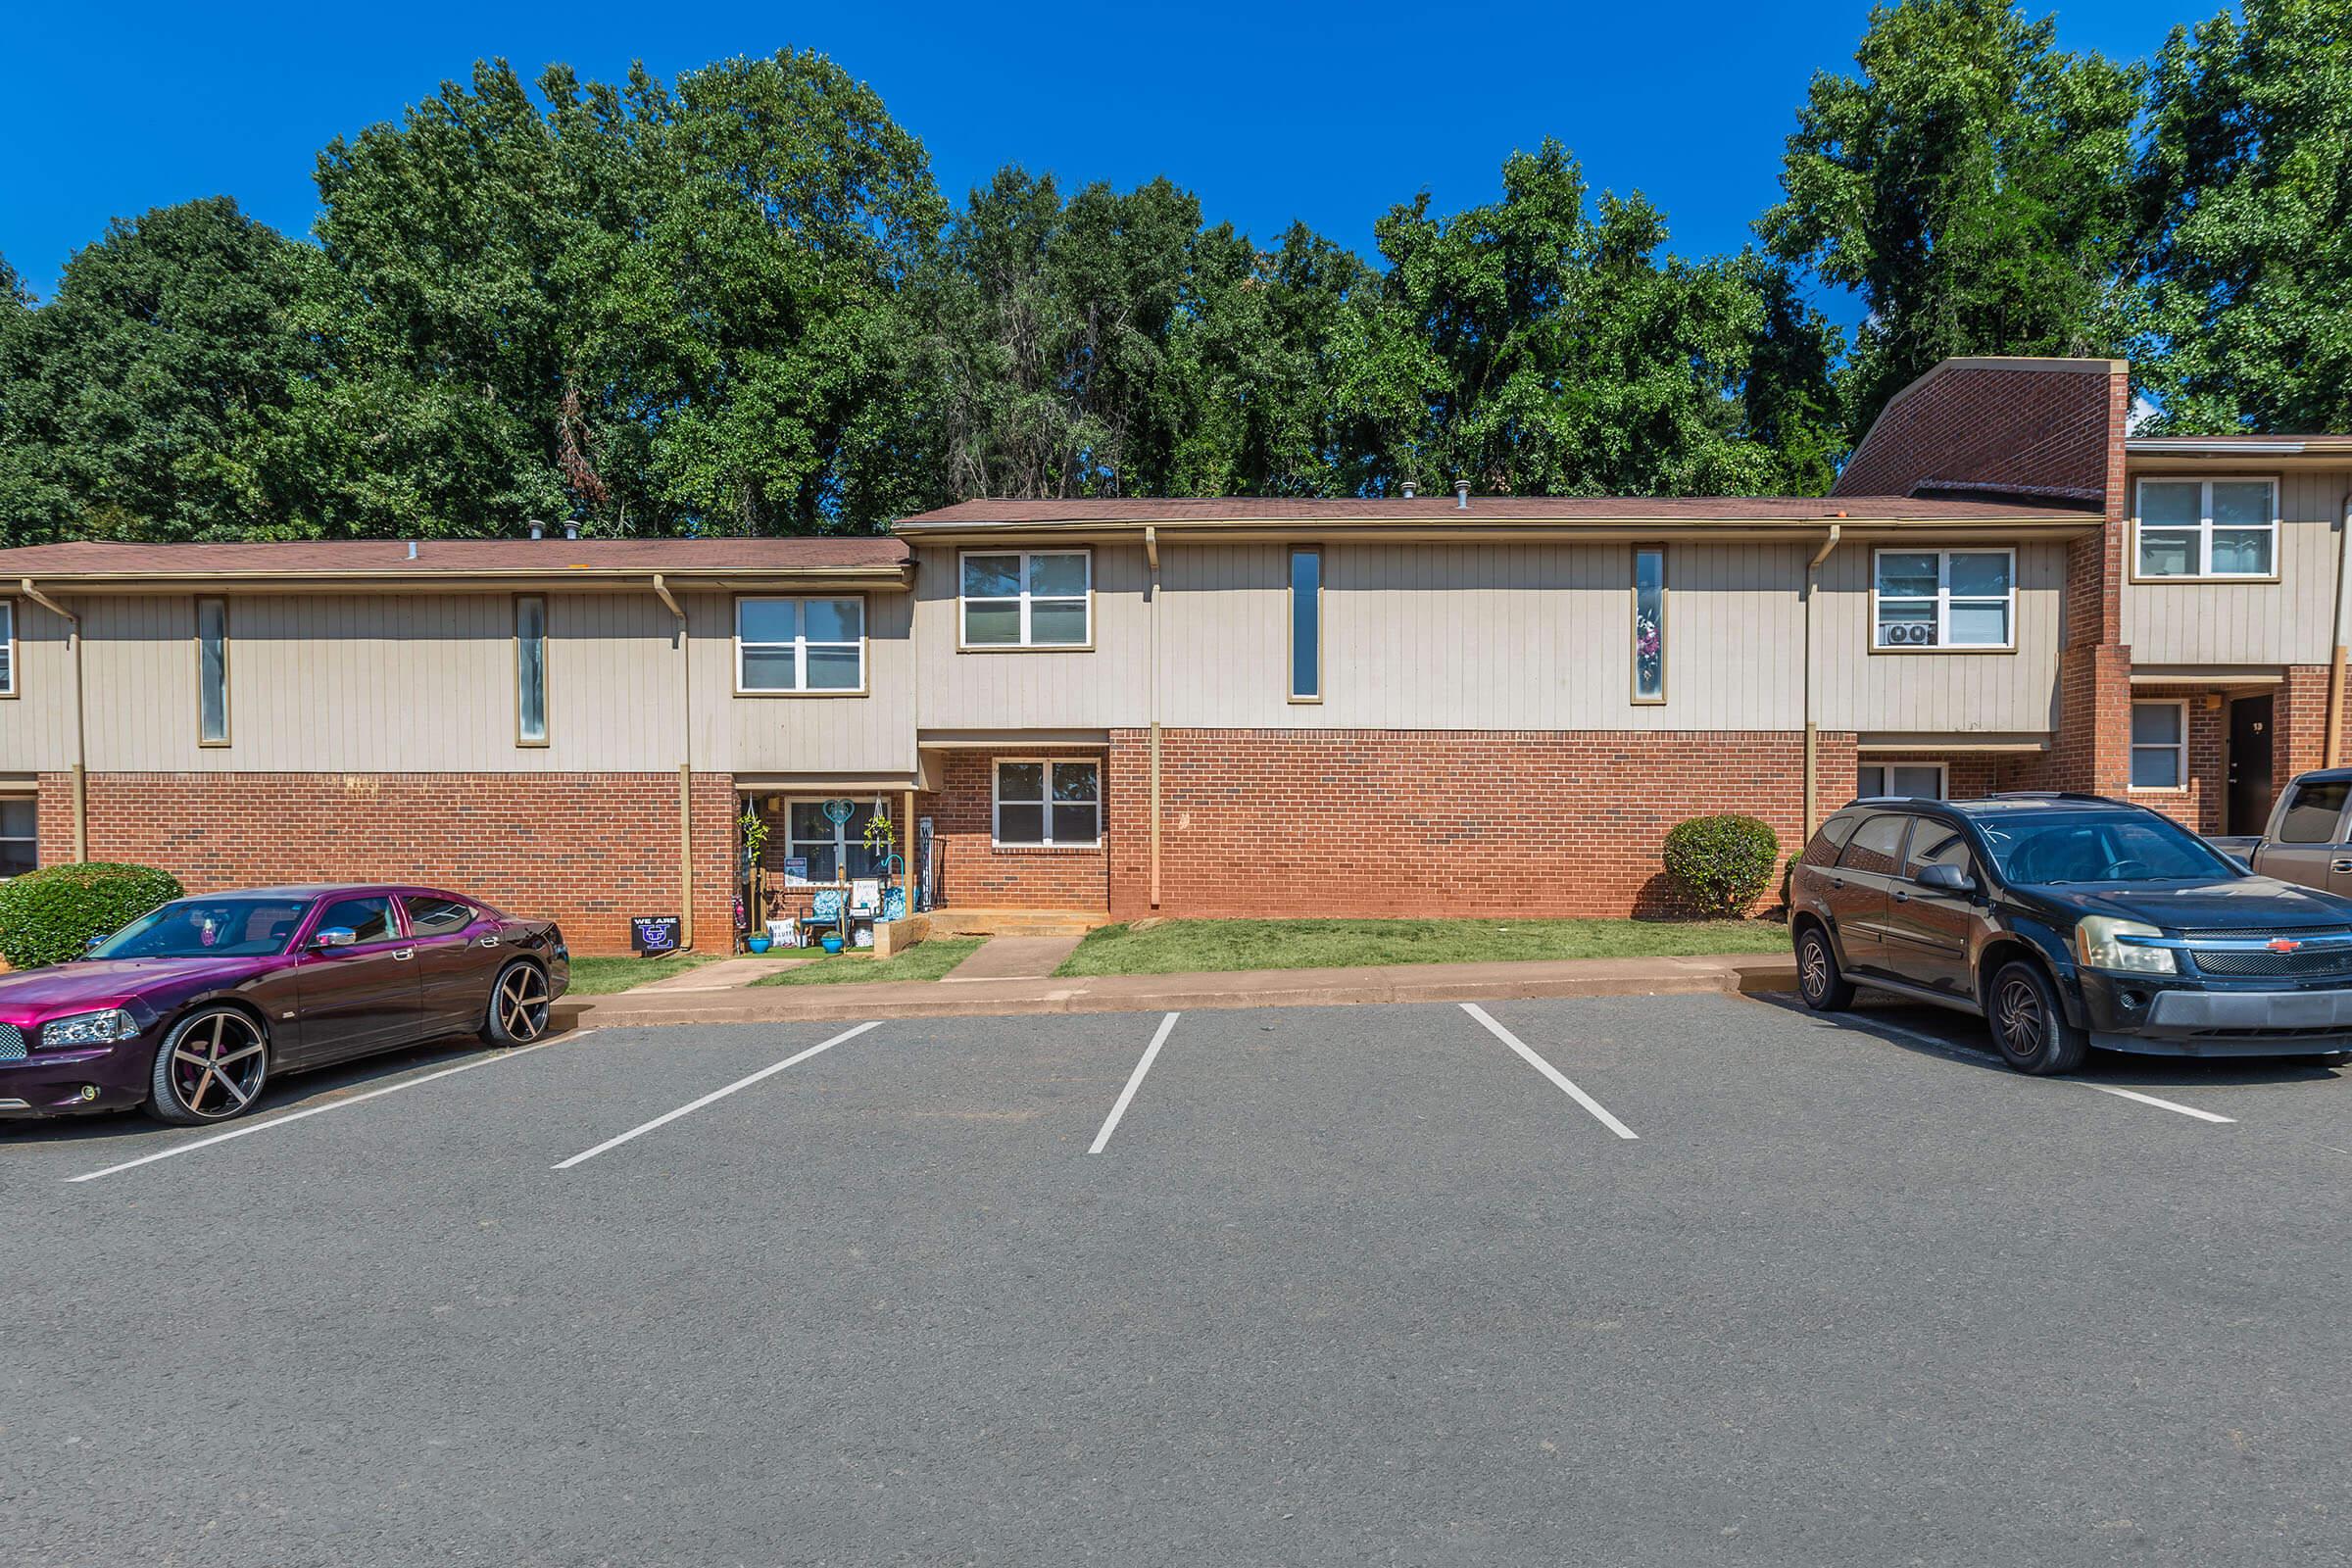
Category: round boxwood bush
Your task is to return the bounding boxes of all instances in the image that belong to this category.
[1661,815,1782,917]
[0,862,184,969]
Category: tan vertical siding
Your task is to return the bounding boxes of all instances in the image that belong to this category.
[2122,468,2346,664]
[1153,540,1808,729]
[0,594,76,771]
[1810,540,2064,733]
[908,542,1151,728]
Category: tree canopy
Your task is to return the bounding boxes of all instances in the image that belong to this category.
[3,8,2345,544]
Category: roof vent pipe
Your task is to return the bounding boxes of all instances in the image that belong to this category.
[405,540,417,561]
[1400,480,1417,499]
[564,521,579,541]
[528,519,544,540]
[1454,480,1470,510]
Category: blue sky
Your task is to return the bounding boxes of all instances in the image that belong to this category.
[5,0,2216,314]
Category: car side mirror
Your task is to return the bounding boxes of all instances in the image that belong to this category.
[309,926,357,951]
[1916,863,1977,894]
[84,934,105,955]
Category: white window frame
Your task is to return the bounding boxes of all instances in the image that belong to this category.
[1288,546,1322,703]
[2130,699,2191,793]
[777,797,885,885]
[195,596,230,746]
[734,595,867,696]
[0,597,15,698]
[1871,547,2017,652]
[0,793,33,879]
[991,758,1102,849]
[514,594,548,747]
[1856,760,1949,801]
[2133,476,2278,581]
[958,549,1093,650]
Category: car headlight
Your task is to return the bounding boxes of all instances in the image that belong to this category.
[2075,916,2178,975]
[39,1008,139,1049]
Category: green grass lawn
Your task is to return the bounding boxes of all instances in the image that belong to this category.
[564,953,727,995]
[1053,917,1787,977]
[750,937,985,987]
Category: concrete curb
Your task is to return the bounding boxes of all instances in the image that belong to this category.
[558,953,1799,1031]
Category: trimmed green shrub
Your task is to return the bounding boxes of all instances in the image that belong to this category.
[1661,815,1782,917]
[0,862,185,969]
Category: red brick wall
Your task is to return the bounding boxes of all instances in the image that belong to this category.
[916,750,1109,910]
[37,771,737,956]
[1833,361,2119,503]
[1102,728,1824,921]
[2275,665,2335,788]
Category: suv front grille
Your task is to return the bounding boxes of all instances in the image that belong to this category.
[0,1024,24,1062]
[2174,926,2352,942]
[2189,947,2352,979]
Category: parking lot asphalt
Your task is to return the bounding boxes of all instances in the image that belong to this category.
[8,992,2352,1567]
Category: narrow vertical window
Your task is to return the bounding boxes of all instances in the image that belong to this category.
[515,595,548,745]
[1633,547,1665,703]
[196,598,229,745]
[0,598,15,696]
[1289,547,1321,701]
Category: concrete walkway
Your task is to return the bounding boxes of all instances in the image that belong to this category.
[564,951,1799,1031]
[943,935,1083,982]
[620,956,809,993]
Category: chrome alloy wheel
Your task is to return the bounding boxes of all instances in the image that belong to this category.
[167,1010,268,1120]
[495,965,550,1043]
[1800,934,1832,1001]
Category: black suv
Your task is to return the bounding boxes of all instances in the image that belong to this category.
[1789,792,2352,1073]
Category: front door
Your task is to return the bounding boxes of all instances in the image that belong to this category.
[2230,695,2276,836]
[292,894,422,1062]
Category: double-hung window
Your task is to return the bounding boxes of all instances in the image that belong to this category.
[196,597,229,744]
[2130,700,2188,790]
[1857,762,1947,800]
[993,760,1101,848]
[0,598,14,697]
[0,797,33,878]
[1873,549,2014,650]
[736,597,865,693]
[2136,477,2277,578]
[961,551,1090,648]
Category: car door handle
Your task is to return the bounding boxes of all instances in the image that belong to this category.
[1891,890,1911,903]
[2332,859,2352,873]
[1830,877,1847,889]
[392,948,415,961]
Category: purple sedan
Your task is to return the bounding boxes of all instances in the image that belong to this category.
[0,885,568,1125]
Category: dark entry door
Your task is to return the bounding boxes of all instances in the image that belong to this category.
[2229,695,2276,836]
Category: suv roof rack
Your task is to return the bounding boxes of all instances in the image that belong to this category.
[1982,791,2129,806]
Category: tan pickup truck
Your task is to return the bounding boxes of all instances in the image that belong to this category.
[2235,769,2352,895]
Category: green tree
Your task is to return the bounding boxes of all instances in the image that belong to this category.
[1761,0,2141,441]
[0,198,320,546]
[2132,0,2352,432]
[1330,140,1841,497]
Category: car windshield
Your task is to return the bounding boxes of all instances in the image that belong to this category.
[92,898,314,958]
[1976,811,2238,885]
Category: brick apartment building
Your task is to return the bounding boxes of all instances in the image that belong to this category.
[2,355,2347,953]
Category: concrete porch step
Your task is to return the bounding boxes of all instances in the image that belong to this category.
[922,907,1109,938]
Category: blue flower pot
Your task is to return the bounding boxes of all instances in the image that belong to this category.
[820,934,846,955]
[746,936,771,954]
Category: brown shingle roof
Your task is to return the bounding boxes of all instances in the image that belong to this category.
[895,495,2092,528]
[0,536,909,580]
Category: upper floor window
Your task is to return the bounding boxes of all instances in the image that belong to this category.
[961,551,1090,648]
[2136,477,2277,579]
[737,596,865,694]
[195,597,229,745]
[0,598,14,697]
[515,596,548,745]
[1289,548,1321,701]
[1873,548,2014,651]
[1633,547,1665,702]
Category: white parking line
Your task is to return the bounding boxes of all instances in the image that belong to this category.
[553,1020,880,1170]
[69,1031,589,1184]
[1795,1008,2237,1125]
[1090,1011,1179,1154]
[2082,1085,2237,1124]
[1460,1004,1639,1140]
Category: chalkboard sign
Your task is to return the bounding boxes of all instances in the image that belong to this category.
[631,914,682,954]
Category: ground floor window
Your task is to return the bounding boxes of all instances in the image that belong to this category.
[1857,761,1946,800]
[0,798,31,877]
[2130,701,2188,790]
[781,798,887,884]
[994,760,1101,847]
